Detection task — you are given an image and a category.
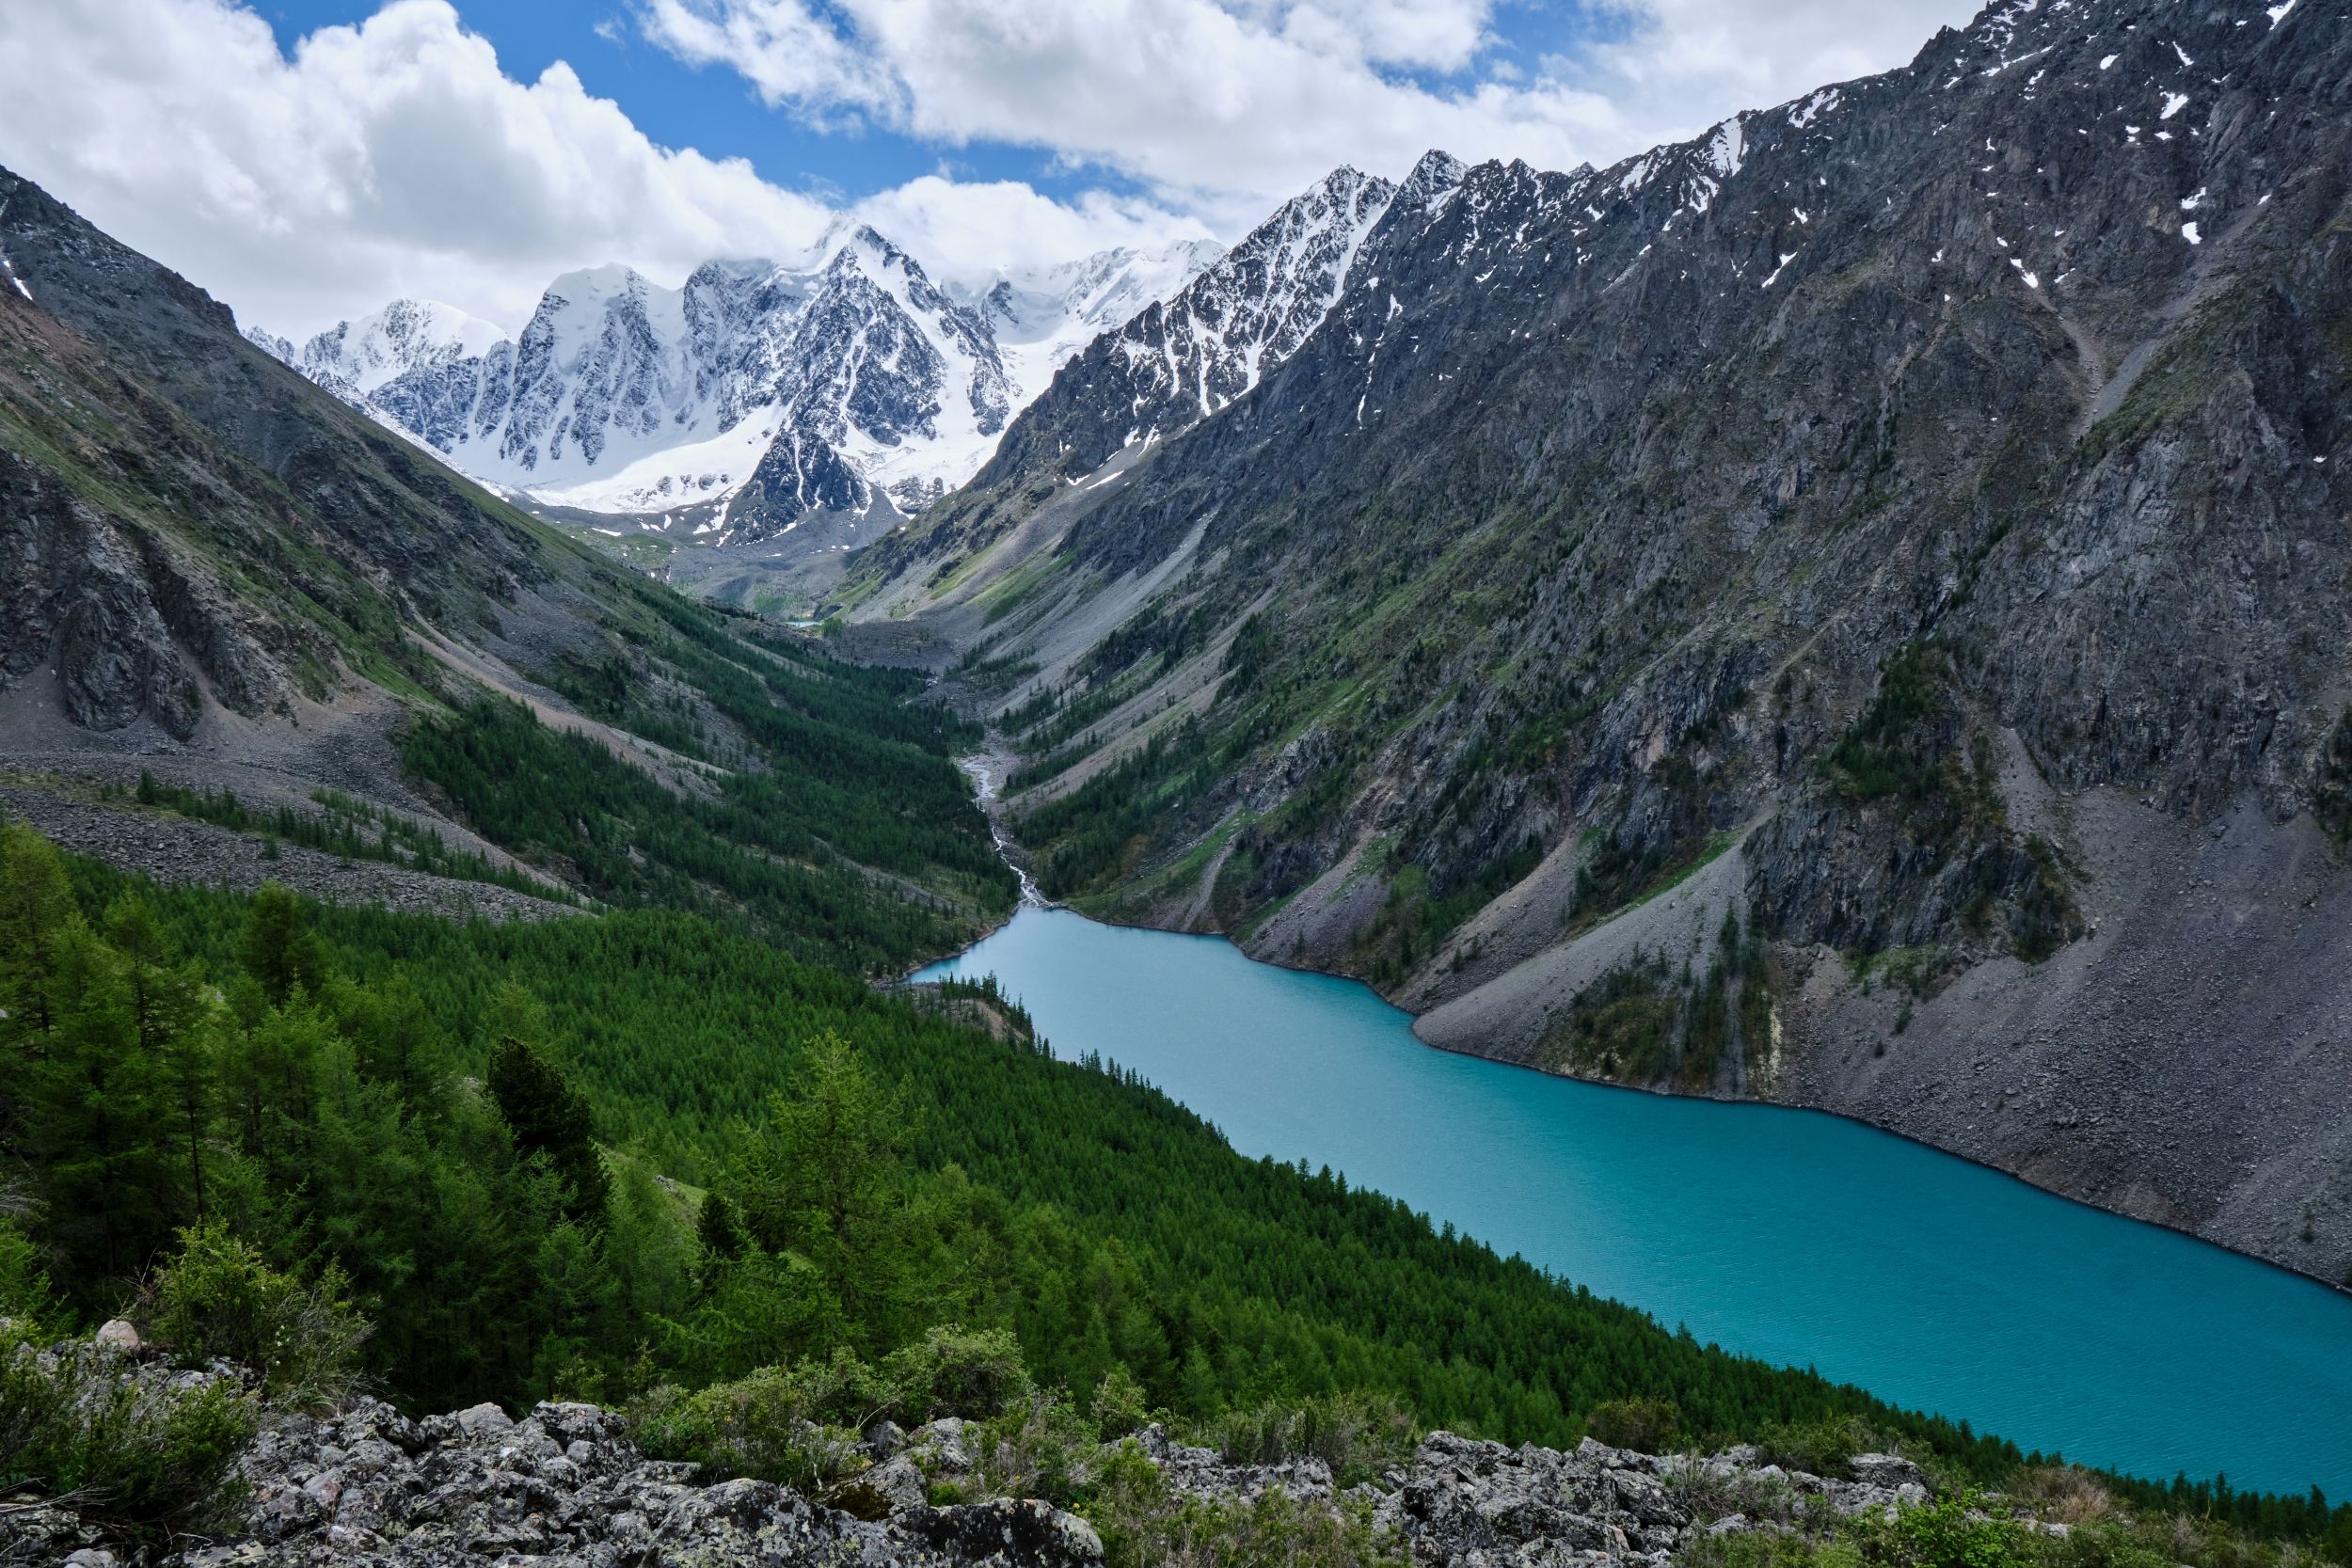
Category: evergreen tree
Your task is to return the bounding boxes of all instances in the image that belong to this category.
[27,927,178,1284]
[487,985,610,1225]
[696,1189,741,1261]
[239,882,326,1006]
[723,1032,928,1351]
[0,820,83,1048]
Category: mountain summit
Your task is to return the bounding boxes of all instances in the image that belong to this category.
[250,230,1223,552]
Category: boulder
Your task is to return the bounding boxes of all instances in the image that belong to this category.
[1851,1452,1927,1489]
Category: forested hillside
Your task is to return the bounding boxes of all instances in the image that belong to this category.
[11,819,2352,1564]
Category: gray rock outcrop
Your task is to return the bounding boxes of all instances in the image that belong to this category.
[0,1386,1990,1568]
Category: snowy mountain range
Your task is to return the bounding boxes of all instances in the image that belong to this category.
[943,150,1471,501]
[246,229,1222,544]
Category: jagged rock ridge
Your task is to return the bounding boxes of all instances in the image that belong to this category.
[249,233,1224,546]
[6,1354,1972,1568]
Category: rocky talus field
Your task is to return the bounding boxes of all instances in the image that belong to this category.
[8,1338,1998,1568]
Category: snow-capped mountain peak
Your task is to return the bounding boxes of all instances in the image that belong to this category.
[246,222,1213,547]
[971,237,1227,394]
[258,297,506,404]
[1028,159,1428,440]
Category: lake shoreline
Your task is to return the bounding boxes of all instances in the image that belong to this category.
[914,902,2352,1496]
[947,746,2348,1299]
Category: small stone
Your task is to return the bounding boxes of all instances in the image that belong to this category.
[92,1319,140,1354]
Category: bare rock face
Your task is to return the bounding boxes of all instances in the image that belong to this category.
[149,1397,1114,1568]
[0,453,225,739]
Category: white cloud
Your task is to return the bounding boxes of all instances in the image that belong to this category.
[644,0,1612,211]
[0,0,843,334]
[1573,0,1979,146]
[0,0,1206,336]
[640,0,1977,214]
[849,176,1213,283]
[0,0,1977,340]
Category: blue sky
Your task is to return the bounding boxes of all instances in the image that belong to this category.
[249,0,1618,210]
[254,0,1053,199]
[0,0,1973,334]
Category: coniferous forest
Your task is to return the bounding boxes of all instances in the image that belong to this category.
[7,801,2350,1560]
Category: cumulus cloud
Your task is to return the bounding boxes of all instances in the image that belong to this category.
[849,177,1215,281]
[0,0,1211,335]
[1573,0,1979,146]
[0,0,847,334]
[0,0,1976,339]
[643,0,1613,211]
[639,0,1978,214]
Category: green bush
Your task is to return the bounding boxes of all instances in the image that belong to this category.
[1853,1489,2026,1568]
[1680,1532,1867,1568]
[880,1323,1031,1424]
[148,1221,371,1406]
[1084,1439,1406,1568]
[1089,1364,1154,1439]
[972,1390,1100,1507]
[1755,1414,1897,1481]
[631,1354,874,1493]
[1586,1394,1681,1452]
[0,1324,258,1547]
[0,1214,69,1339]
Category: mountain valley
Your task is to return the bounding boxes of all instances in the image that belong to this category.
[245,232,1223,618]
[4,0,2352,1560]
[841,0,2352,1285]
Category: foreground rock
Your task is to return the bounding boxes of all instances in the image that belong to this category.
[0,1384,1975,1568]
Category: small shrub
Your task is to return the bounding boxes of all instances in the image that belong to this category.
[879,1323,1030,1424]
[1851,1489,2024,1568]
[0,1214,69,1339]
[1679,1531,1867,1568]
[1206,1390,1413,1484]
[630,1360,870,1493]
[973,1390,1099,1507]
[1755,1415,1895,1481]
[1085,1439,1407,1568]
[148,1221,370,1406]
[2006,1465,2116,1528]
[0,1325,258,1547]
[1089,1364,1154,1439]
[2037,1522,2173,1568]
[1586,1395,1680,1453]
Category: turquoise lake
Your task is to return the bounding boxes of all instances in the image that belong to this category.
[914,905,2352,1497]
